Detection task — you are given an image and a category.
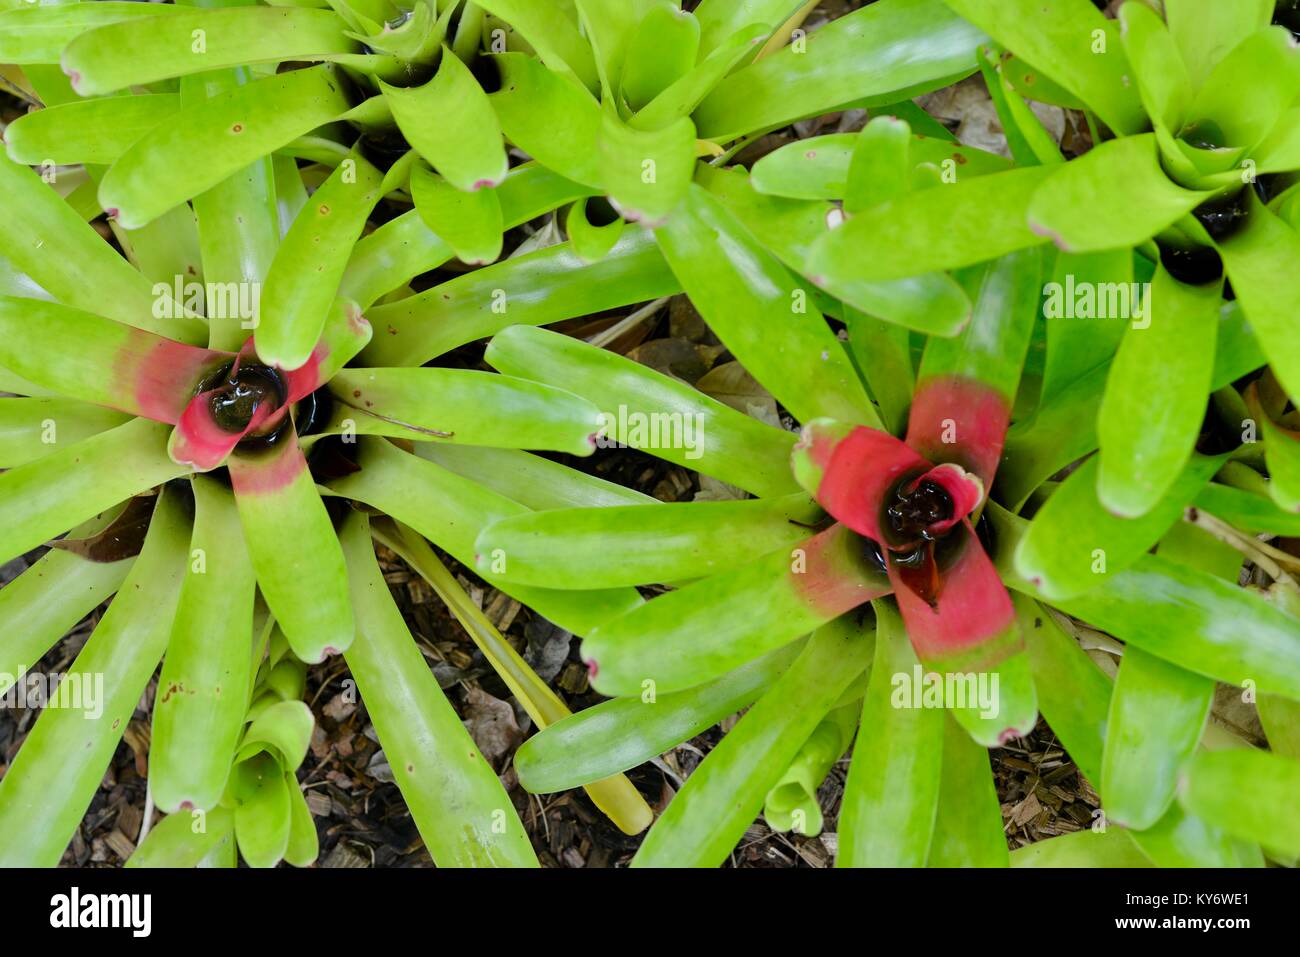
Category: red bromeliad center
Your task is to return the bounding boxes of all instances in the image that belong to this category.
[169,339,326,472]
[878,462,986,607]
[792,376,1021,676]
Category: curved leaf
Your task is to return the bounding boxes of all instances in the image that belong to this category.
[361,230,679,367]
[1096,264,1221,517]
[328,366,604,455]
[151,475,257,814]
[255,147,384,369]
[381,50,506,192]
[229,438,352,663]
[694,0,984,140]
[655,183,877,427]
[581,523,890,696]
[100,65,352,229]
[327,437,644,635]
[0,512,132,697]
[474,493,822,588]
[486,323,799,497]
[837,600,943,867]
[515,643,801,793]
[0,486,189,867]
[630,614,872,867]
[3,93,181,166]
[410,163,503,266]
[1102,646,1213,830]
[0,153,203,340]
[0,418,189,566]
[340,512,538,867]
[61,7,359,96]
[942,0,1146,135]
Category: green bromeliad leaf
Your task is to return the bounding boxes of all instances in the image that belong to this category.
[0,1,189,65]
[0,298,224,422]
[0,154,203,341]
[183,66,281,353]
[1013,593,1253,867]
[1119,1,1193,135]
[699,163,973,337]
[473,493,823,589]
[374,520,652,836]
[328,366,605,455]
[618,1,699,111]
[473,0,599,91]
[1179,749,1300,856]
[490,52,604,188]
[630,21,766,132]
[694,0,801,56]
[61,6,361,96]
[599,109,695,225]
[256,146,385,369]
[1095,264,1222,518]
[693,0,985,141]
[99,65,353,229]
[572,0,654,94]
[3,94,181,167]
[416,444,654,511]
[1037,248,1134,405]
[0,486,190,867]
[764,702,859,837]
[991,504,1300,700]
[1101,646,1213,830]
[361,230,679,367]
[327,437,644,635]
[580,524,889,696]
[128,806,236,868]
[750,131,1011,201]
[928,712,1008,866]
[228,439,352,664]
[381,49,508,192]
[837,600,943,867]
[631,614,872,867]
[1011,829,1151,868]
[0,418,190,567]
[1026,135,1213,253]
[340,164,593,309]
[409,163,504,266]
[564,197,624,263]
[1185,27,1300,153]
[486,324,799,497]
[941,0,1146,135]
[0,397,131,468]
[998,301,1263,509]
[0,512,133,696]
[150,475,256,815]
[1017,454,1225,600]
[655,183,877,427]
[1216,192,1300,404]
[807,165,1053,281]
[517,643,802,793]
[1164,0,1275,90]
[340,512,539,867]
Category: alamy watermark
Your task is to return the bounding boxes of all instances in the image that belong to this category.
[891,665,1000,718]
[151,275,260,328]
[0,671,104,719]
[1042,275,1151,329]
[595,404,705,460]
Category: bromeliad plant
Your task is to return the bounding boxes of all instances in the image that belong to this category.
[470,119,1300,864]
[0,0,689,864]
[479,284,1300,867]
